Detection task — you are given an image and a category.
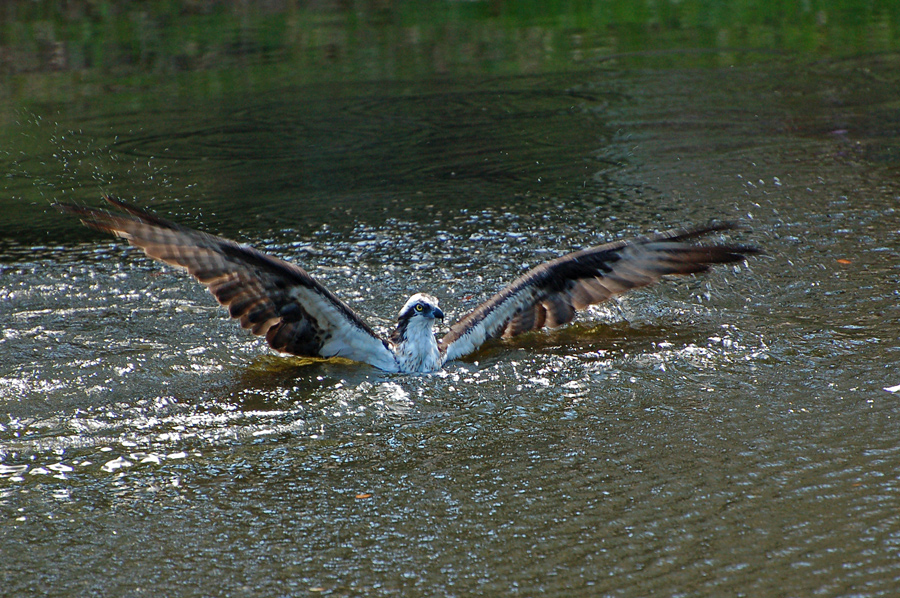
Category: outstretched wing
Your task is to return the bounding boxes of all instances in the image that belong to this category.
[58,196,399,371]
[438,224,760,362]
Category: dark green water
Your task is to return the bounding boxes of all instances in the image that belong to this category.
[2,3,900,596]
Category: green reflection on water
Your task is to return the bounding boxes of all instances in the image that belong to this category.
[2,0,899,94]
[1,1,898,243]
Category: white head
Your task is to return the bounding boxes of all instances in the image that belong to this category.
[398,293,444,323]
[391,293,445,372]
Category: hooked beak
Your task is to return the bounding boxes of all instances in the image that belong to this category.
[432,306,444,321]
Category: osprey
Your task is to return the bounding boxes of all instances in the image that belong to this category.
[59,196,760,374]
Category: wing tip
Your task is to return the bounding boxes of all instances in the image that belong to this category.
[54,200,120,235]
[658,220,738,241]
[658,221,764,260]
[734,244,765,258]
[57,194,183,234]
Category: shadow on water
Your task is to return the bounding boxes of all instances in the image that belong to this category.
[101,80,626,233]
[3,75,638,245]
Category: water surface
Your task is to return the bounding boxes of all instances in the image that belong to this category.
[2,6,900,597]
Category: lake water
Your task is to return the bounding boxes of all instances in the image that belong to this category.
[2,4,900,596]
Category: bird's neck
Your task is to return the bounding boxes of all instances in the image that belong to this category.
[392,318,442,373]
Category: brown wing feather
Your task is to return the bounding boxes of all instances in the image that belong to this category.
[439,224,760,362]
[57,196,398,370]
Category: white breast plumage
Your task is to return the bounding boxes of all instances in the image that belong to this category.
[392,319,442,373]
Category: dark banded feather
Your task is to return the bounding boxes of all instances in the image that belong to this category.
[438,224,760,362]
[57,196,398,370]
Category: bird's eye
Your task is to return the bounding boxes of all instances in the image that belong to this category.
[415,304,424,312]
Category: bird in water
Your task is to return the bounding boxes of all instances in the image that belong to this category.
[58,196,760,373]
